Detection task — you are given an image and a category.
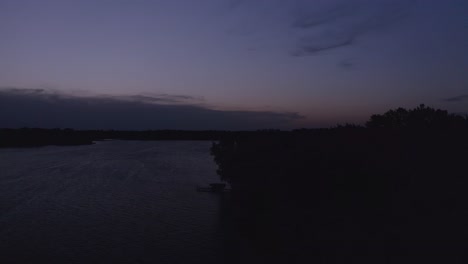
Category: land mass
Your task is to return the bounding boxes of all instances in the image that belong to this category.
[210,105,468,263]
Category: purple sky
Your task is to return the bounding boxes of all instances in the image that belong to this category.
[1,0,467,129]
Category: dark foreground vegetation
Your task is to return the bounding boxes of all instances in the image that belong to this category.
[211,105,468,263]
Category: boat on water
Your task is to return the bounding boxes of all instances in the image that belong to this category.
[197,183,231,193]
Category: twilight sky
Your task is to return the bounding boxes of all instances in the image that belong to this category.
[1,0,467,129]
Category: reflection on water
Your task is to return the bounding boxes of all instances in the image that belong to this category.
[0,141,236,264]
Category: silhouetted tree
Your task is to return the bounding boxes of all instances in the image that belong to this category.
[335,123,365,129]
[366,104,467,129]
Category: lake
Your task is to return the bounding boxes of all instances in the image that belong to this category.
[0,141,236,263]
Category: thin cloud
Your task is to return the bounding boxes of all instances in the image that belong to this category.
[0,88,204,105]
[291,0,415,56]
[125,95,177,104]
[443,94,468,102]
[292,1,358,29]
[292,35,354,56]
[339,59,355,69]
[112,94,203,105]
[0,88,302,130]
[1,87,46,94]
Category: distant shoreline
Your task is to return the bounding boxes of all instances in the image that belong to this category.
[0,128,241,148]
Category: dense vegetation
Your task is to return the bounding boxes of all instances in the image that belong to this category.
[211,105,468,263]
[366,104,467,129]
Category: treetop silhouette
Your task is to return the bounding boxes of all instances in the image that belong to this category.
[366,104,467,129]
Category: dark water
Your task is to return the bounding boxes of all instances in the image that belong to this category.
[0,141,234,264]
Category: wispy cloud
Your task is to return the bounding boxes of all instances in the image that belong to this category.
[339,59,355,69]
[292,1,358,29]
[292,35,354,56]
[443,94,468,102]
[111,94,203,105]
[1,87,46,94]
[291,0,415,56]
[0,87,204,105]
[0,87,302,130]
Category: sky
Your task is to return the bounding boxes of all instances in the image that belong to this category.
[1,0,467,130]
